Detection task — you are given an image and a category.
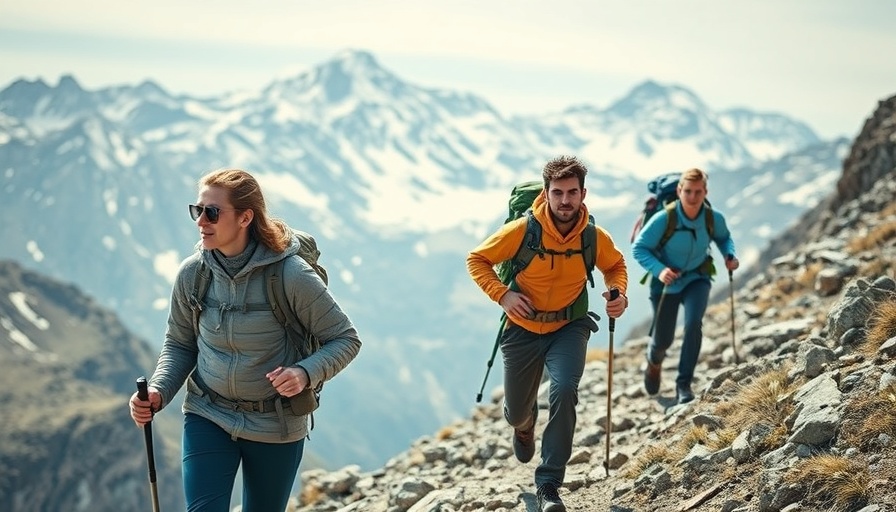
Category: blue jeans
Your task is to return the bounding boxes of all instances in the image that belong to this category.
[182,413,304,512]
[648,278,711,387]
[501,317,592,488]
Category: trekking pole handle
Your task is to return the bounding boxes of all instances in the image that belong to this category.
[608,288,620,331]
[726,254,734,278]
[136,376,159,501]
[137,376,150,402]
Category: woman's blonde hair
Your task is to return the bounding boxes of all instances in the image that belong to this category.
[199,169,292,253]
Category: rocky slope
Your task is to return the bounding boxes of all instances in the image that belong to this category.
[281,95,896,512]
[0,260,185,512]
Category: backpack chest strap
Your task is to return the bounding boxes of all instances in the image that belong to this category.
[202,297,272,313]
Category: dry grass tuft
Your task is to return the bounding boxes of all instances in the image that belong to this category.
[707,427,739,452]
[625,426,718,479]
[722,366,795,427]
[585,348,609,363]
[796,262,825,288]
[679,425,711,452]
[841,384,896,450]
[860,299,896,357]
[883,201,896,217]
[300,482,325,506]
[754,265,822,316]
[435,425,456,440]
[858,258,892,278]
[621,444,683,479]
[847,220,896,253]
[710,366,796,455]
[785,455,871,511]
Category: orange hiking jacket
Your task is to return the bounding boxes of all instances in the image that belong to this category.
[467,194,628,334]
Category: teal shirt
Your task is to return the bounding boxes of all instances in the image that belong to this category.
[632,202,736,294]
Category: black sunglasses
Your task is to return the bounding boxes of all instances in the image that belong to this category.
[188,204,237,223]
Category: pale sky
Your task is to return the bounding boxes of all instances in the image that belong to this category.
[2,0,894,140]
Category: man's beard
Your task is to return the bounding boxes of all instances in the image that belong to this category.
[550,207,580,225]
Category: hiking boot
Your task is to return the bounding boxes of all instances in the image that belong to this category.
[512,424,535,463]
[676,383,695,404]
[644,360,662,395]
[536,483,566,512]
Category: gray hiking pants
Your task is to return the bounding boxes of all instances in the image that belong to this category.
[501,316,593,488]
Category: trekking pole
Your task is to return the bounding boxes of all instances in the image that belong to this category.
[476,315,506,403]
[648,269,676,337]
[648,284,667,338]
[136,377,161,512]
[727,255,739,364]
[604,288,620,477]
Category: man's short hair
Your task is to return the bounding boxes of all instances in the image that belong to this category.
[680,168,708,186]
[543,156,588,189]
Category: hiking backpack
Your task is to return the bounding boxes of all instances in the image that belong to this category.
[187,230,328,418]
[629,172,714,249]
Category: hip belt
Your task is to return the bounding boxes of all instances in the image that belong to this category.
[192,372,289,414]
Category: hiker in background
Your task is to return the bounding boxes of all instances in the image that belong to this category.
[467,156,628,512]
[632,168,738,405]
[128,168,361,512]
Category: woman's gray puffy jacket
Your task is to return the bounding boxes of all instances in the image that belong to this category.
[149,235,361,443]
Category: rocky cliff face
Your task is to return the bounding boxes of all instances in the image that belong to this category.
[755,93,896,278]
[286,95,896,511]
[0,260,184,512]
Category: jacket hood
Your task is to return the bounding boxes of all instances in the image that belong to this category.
[531,193,591,243]
[200,232,301,278]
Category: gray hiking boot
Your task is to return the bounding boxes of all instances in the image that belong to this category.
[536,483,566,512]
[512,424,535,463]
[676,382,695,404]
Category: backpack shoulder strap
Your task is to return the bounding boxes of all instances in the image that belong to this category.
[264,256,320,359]
[189,259,212,336]
[580,215,596,288]
[508,211,542,285]
[264,258,290,329]
[658,201,678,249]
[510,211,597,287]
[658,200,714,248]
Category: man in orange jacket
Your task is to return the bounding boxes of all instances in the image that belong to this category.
[467,156,628,512]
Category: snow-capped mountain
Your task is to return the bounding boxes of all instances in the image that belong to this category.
[513,80,821,181]
[0,49,846,470]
